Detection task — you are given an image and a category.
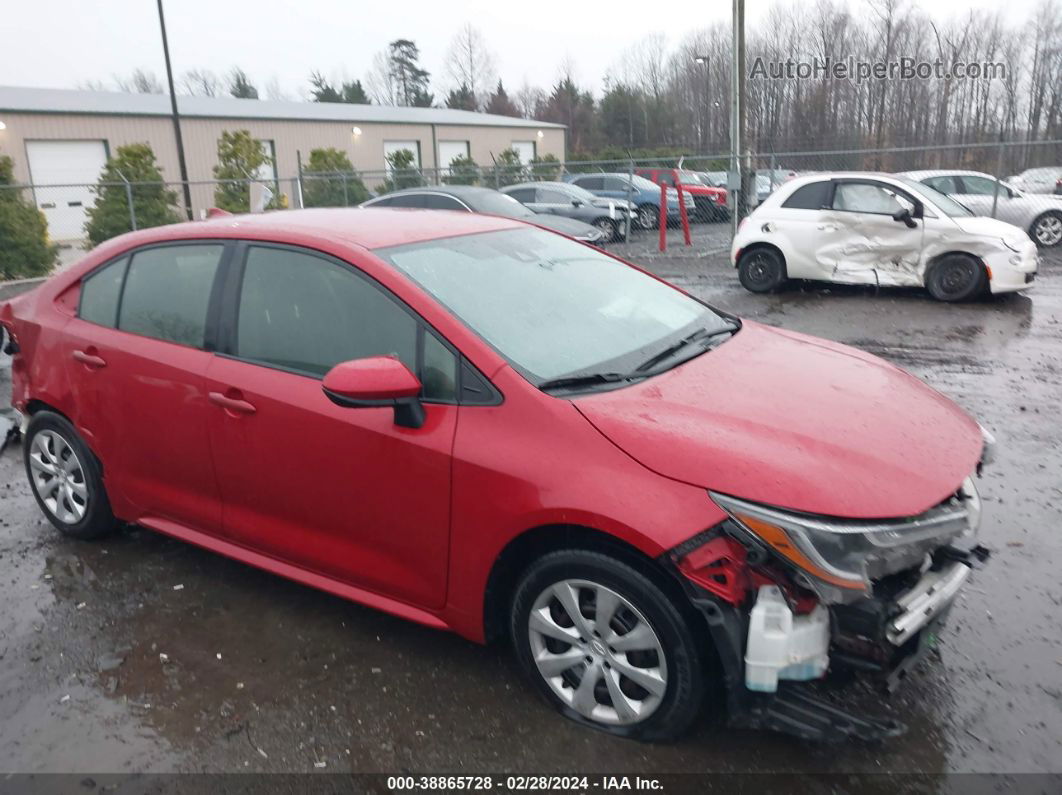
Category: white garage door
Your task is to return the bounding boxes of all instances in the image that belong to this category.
[383,140,421,171]
[438,141,469,174]
[510,141,536,164]
[26,140,108,242]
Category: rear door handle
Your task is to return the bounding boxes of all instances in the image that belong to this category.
[72,349,107,369]
[208,391,257,415]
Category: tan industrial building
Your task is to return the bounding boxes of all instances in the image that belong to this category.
[0,85,566,241]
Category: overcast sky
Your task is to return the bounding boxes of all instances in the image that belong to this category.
[0,0,1047,100]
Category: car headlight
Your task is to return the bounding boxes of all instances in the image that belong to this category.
[710,484,979,601]
[1002,236,1026,252]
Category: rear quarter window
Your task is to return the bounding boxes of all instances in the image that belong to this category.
[78,256,128,328]
[781,181,832,210]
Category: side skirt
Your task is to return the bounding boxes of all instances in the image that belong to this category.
[138,516,452,632]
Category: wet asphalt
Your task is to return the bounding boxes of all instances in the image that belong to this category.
[0,225,1060,778]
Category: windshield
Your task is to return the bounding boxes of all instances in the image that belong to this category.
[896,177,973,217]
[467,191,537,219]
[378,227,730,383]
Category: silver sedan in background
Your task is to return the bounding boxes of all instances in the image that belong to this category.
[902,170,1062,248]
[502,181,634,242]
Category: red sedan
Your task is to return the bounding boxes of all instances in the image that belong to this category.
[0,208,990,742]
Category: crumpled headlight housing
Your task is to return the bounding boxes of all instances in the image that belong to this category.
[710,480,981,603]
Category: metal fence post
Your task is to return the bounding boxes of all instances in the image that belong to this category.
[991,139,1005,219]
[342,174,349,206]
[117,170,137,231]
[768,151,777,192]
[625,158,635,240]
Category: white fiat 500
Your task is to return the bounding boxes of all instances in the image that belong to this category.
[730,173,1039,301]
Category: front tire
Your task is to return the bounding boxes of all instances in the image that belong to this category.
[637,204,660,230]
[592,217,618,242]
[24,411,115,539]
[1029,211,1062,248]
[510,550,706,741]
[737,247,787,293]
[926,254,986,302]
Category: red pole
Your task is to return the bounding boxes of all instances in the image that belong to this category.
[658,181,667,252]
[674,169,691,245]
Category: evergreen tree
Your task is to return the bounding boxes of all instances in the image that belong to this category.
[0,156,57,278]
[302,147,369,206]
[84,143,181,246]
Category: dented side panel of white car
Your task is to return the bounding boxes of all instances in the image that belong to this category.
[732,174,1039,295]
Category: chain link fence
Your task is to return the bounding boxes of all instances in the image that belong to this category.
[2,139,1060,274]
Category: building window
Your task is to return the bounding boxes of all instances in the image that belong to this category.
[256,140,278,182]
[384,140,421,171]
[510,141,536,164]
[438,141,470,175]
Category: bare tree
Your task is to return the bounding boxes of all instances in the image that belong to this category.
[514,80,547,119]
[113,69,164,94]
[443,24,496,107]
[181,69,221,97]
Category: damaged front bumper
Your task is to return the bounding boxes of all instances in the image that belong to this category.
[666,478,992,742]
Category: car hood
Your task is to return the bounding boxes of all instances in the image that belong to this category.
[573,322,983,519]
[531,214,601,238]
[952,215,1027,239]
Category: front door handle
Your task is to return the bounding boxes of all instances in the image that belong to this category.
[817,223,839,231]
[72,349,107,369]
[208,391,257,415]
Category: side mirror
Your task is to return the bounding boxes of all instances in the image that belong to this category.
[571,199,583,207]
[322,356,425,428]
[892,207,918,229]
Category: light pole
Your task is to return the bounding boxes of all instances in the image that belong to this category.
[730,0,747,237]
[694,55,710,151]
[156,0,193,220]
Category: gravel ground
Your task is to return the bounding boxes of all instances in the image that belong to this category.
[1,226,1060,780]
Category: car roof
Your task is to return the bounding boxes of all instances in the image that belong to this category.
[98,207,524,252]
[899,169,991,180]
[378,185,501,198]
[502,181,575,191]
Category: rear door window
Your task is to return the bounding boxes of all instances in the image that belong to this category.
[506,188,535,203]
[422,194,468,211]
[381,194,426,208]
[117,244,223,348]
[923,176,961,194]
[573,176,603,191]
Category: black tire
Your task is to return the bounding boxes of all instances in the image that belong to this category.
[23,410,115,539]
[637,204,660,230]
[926,254,986,302]
[737,247,787,293]
[1029,211,1062,248]
[592,217,618,242]
[510,549,706,741]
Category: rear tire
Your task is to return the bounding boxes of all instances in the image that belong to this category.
[23,411,115,539]
[926,254,986,302]
[510,549,706,741]
[737,247,787,293]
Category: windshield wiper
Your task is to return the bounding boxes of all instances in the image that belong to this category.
[633,323,739,373]
[537,371,645,392]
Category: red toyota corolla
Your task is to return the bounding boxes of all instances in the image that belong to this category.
[0,208,991,742]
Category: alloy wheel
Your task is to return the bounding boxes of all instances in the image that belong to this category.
[1034,215,1062,247]
[527,579,667,726]
[593,218,615,240]
[29,430,88,524]
[638,206,659,229]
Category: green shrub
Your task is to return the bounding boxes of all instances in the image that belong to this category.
[302,148,369,207]
[0,156,57,279]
